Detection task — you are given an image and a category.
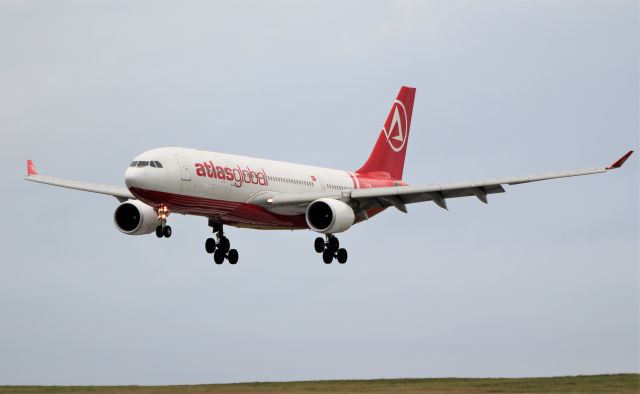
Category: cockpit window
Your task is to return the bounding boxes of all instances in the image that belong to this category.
[131,160,162,168]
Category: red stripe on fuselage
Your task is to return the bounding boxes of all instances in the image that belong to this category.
[128,187,309,230]
[347,172,358,189]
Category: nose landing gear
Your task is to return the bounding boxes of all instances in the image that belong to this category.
[314,235,348,264]
[205,220,239,264]
[155,204,172,238]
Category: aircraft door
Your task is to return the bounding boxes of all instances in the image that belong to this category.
[313,175,326,191]
[175,155,191,181]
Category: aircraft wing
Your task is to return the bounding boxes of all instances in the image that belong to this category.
[24,160,135,202]
[254,151,633,214]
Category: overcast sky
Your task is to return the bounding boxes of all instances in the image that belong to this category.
[0,0,637,386]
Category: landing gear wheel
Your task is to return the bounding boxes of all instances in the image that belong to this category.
[207,221,239,264]
[336,248,348,264]
[327,236,339,252]
[162,225,172,238]
[322,250,334,264]
[218,237,230,253]
[214,250,225,264]
[227,249,239,265]
[314,237,325,253]
[205,238,216,254]
[156,226,163,238]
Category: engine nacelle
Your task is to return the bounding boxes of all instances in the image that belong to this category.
[305,198,355,234]
[113,200,161,235]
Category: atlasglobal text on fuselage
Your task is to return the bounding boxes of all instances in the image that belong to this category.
[25,87,633,265]
[194,162,269,188]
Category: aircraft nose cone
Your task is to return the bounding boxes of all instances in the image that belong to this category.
[124,167,138,189]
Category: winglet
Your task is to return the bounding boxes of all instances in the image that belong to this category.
[27,160,38,176]
[606,150,634,170]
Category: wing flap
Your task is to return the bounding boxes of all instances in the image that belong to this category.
[252,151,632,212]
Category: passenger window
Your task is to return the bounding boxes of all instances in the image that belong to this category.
[130,161,138,167]
[155,161,163,168]
[150,161,157,168]
[137,161,149,167]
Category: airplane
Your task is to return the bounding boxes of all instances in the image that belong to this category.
[25,86,633,265]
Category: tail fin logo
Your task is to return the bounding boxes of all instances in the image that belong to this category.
[383,100,408,152]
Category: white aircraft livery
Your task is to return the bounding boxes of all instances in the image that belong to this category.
[25,87,633,265]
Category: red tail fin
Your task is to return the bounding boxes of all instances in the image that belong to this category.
[356,86,416,180]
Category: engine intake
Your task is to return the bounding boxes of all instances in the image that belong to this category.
[305,198,355,234]
[114,200,161,235]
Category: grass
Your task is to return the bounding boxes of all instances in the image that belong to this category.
[1,374,638,394]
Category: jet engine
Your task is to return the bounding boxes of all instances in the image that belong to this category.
[113,200,161,235]
[305,198,355,234]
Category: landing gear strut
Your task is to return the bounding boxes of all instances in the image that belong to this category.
[155,205,172,238]
[205,219,239,264]
[314,235,348,264]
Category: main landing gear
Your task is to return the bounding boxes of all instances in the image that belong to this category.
[155,205,172,238]
[314,235,348,264]
[205,219,239,265]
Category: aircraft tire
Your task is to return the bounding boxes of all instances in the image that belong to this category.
[214,250,225,264]
[322,250,334,264]
[314,237,325,253]
[162,226,172,238]
[336,248,348,264]
[327,236,339,252]
[228,249,239,264]
[219,237,230,253]
[205,238,216,254]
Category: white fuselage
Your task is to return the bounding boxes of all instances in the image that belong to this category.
[124,147,380,229]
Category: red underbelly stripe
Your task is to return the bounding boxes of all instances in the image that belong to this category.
[128,187,307,229]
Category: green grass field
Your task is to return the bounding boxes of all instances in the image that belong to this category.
[1,374,638,394]
[0,374,640,394]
